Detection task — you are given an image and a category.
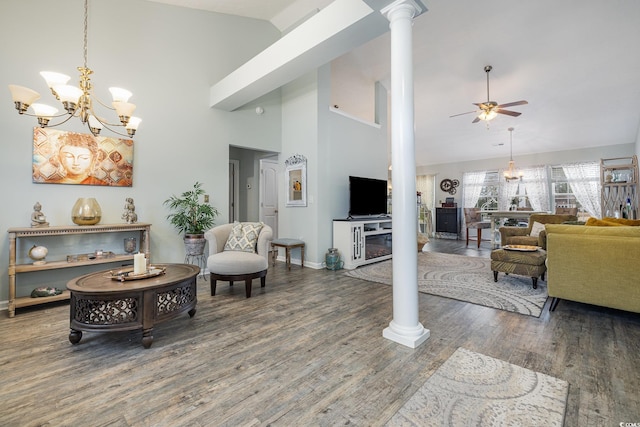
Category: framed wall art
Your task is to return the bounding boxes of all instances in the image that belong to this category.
[285,154,307,207]
[32,128,134,187]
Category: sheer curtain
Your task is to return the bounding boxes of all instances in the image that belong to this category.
[562,161,601,217]
[498,176,520,210]
[462,171,486,207]
[462,171,486,234]
[521,166,550,212]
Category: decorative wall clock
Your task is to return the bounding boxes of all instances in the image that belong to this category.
[439,178,459,195]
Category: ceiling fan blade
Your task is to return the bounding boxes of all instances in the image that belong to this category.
[496,109,522,117]
[472,116,481,123]
[496,100,528,108]
[449,110,478,118]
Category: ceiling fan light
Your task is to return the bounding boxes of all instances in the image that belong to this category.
[478,110,498,121]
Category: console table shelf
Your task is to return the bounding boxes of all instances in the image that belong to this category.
[7,223,151,317]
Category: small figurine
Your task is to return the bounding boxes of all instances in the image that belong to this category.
[31,202,49,227]
[122,197,138,224]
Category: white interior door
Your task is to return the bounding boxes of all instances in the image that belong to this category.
[260,159,279,238]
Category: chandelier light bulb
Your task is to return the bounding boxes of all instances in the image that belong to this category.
[109,87,132,103]
[8,85,41,113]
[40,71,71,90]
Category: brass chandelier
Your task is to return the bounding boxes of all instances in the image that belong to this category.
[504,127,523,181]
[8,0,140,138]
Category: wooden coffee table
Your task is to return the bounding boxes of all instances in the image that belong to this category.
[67,263,199,348]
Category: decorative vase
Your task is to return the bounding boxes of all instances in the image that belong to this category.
[325,248,343,271]
[124,237,137,254]
[71,198,102,225]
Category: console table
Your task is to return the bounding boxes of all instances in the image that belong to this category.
[67,263,199,348]
[7,223,151,317]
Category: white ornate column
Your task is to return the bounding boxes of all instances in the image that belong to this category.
[381,0,430,348]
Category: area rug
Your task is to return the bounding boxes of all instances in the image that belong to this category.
[386,347,569,426]
[344,252,548,317]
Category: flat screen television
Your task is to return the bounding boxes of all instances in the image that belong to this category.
[349,176,389,218]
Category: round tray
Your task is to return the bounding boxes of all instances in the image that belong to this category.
[109,266,167,281]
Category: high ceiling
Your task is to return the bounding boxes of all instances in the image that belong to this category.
[148,0,640,166]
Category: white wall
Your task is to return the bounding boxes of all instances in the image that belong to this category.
[0,0,282,302]
[278,65,388,266]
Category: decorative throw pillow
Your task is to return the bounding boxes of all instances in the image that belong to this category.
[529,221,546,237]
[224,222,264,253]
[586,217,625,226]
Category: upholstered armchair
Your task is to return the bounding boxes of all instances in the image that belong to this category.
[499,213,577,250]
[463,208,491,248]
[204,222,273,298]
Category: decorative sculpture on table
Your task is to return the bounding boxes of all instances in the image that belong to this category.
[28,245,48,265]
[31,202,49,227]
[122,197,138,224]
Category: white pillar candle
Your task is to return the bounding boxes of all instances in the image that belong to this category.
[133,252,146,275]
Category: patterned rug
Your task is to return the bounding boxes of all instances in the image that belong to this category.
[386,347,569,426]
[344,252,548,317]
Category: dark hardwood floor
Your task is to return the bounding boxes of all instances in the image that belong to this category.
[0,237,638,426]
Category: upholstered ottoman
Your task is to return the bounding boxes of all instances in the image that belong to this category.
[491,248,547,289]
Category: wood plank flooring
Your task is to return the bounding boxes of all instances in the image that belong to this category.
[1,238,639,426]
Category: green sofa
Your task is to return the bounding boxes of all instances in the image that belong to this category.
[545,224,640,313]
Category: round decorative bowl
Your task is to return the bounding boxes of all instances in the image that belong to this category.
[29,245,48,265]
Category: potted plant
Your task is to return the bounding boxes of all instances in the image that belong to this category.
[164,182,219,256]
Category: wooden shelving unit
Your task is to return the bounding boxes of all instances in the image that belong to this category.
[600,155,638,219]
[7,223,151,317]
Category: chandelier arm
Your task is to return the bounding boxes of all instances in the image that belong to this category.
[93,120,134,138]
[88,106,125,128]
[35,113,77,128]
[90,93,117,111]
[19,111,72,120]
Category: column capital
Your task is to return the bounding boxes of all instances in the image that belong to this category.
[380,0,427,20]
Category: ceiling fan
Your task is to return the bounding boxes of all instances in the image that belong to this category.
[450,65,528,123]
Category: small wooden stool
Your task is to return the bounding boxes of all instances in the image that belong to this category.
[271,238,305,270]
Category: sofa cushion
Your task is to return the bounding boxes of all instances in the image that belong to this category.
[529,221,545,237]
[207,251,268,275]
[224,222,264,253]
[586,217,640,226]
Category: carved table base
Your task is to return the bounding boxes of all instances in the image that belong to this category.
[67,264,199,348]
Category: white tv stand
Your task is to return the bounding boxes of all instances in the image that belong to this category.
[333,217,392,270]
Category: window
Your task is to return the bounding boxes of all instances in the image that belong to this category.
[475,171,499,210]
[463,162,600,221]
